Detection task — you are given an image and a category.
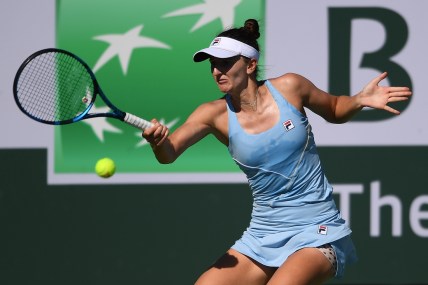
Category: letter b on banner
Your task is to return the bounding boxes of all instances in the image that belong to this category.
[329,8,412,121]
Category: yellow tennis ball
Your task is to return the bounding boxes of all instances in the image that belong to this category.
[95,157,116,178]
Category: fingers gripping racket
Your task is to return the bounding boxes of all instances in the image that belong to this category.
[13,48,153,130]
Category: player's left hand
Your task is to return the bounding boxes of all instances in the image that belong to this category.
[358,72,412,114]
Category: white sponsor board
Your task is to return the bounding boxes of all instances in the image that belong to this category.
[266,0,427,146]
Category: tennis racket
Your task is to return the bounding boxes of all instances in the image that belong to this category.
[13,48,153,130]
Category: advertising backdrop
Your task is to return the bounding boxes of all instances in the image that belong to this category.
[54,0,264,182]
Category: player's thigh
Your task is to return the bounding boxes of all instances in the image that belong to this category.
[195,249,276,285]
[267,247,334,285]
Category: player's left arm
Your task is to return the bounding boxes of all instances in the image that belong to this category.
[299,72,412,123]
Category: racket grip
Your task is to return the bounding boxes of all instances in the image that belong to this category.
[124,113,153,130]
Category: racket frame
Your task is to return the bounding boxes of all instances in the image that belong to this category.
[13,48,152,130]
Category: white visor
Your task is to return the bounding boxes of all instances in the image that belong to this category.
[193,37,259,62]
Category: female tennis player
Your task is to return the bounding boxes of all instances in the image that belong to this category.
[142,19,411,285]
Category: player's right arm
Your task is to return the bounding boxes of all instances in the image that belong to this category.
[142,99,227,164]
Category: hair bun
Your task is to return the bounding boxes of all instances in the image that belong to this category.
[243,19,260,40]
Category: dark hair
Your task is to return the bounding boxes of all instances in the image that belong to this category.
[217,19,261,78]
[217,19,260,52]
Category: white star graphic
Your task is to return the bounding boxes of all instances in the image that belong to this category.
[81,105,122,142]
[135,117,180,147]
[92,25,171,75]
[163,0,242,32]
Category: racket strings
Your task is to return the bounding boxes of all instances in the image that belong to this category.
[25,59,59,120]
[15,51,94,123]
[18,55,58,120]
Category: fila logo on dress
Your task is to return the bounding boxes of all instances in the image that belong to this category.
[318,225,328,235]
[283,120,295,132]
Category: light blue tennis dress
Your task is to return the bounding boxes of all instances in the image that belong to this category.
[226,80,357,278]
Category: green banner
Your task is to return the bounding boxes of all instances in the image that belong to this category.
[56,0,265,174]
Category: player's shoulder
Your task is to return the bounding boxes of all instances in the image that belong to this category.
[192,96,227,119]
[269,73,309,88]
[266,73,310,109]
[185,96,227,132]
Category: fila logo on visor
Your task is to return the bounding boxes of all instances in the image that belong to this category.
[212,38,221,46]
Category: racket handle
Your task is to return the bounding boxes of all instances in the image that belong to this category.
[124,113,153,130]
